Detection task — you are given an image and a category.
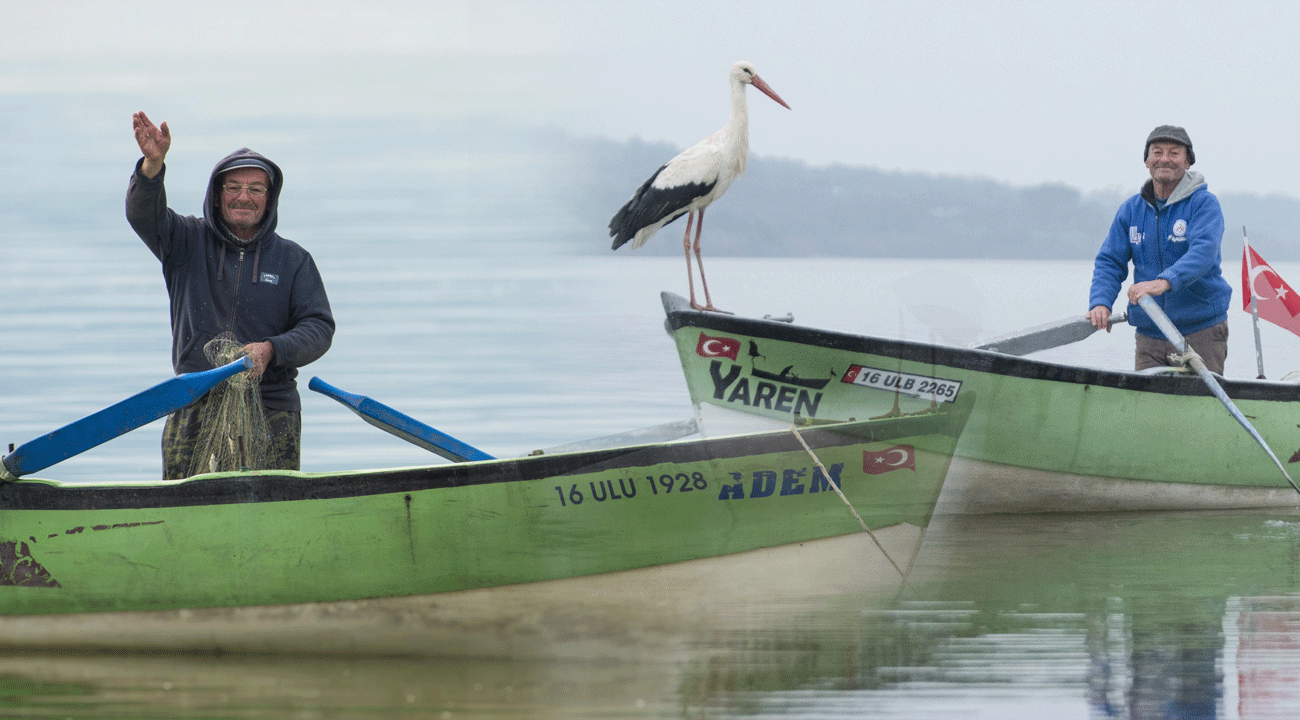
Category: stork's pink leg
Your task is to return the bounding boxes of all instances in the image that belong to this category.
[692,208,728,313]
[681,211,700,309]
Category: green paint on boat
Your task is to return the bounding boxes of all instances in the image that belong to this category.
[662,292,1300,512]
[1,401,972,617]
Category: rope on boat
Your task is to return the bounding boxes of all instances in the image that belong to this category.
[1168,348,1204,368]
[789,427,910,580]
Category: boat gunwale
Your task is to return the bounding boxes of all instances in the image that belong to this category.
[661,292,1300,403]
[1,408,967,512]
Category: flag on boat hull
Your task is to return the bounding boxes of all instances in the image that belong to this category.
[1242,244,1300,337]
[863,445,915,475]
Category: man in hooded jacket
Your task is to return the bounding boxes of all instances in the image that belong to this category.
[1087,125,1232,374]
[127,111,335,479]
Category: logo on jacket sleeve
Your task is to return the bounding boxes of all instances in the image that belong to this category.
[1171,219,1187,241]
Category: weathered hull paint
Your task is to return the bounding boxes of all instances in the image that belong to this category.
[0,405,971,625]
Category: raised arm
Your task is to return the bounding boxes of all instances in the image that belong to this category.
[132,111,171,179]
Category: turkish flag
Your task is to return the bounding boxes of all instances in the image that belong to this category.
[695,332,739,360]
[863,445,916,475]
[1242,244,1300,337]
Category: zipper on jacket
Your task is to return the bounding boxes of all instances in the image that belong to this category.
[1154,205,1165,270]
[231,249,244,336]
[1153,203,1170,314]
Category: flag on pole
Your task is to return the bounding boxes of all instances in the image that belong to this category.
[1242,243,1300,337]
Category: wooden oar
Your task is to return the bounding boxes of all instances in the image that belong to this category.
[1136,295,1299,494]
[308,377,495,463]
[969,311,1128,356]
[1,357,253,480]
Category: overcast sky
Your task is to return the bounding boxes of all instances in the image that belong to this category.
[8,0,1300,198]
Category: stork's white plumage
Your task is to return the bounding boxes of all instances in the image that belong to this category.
[609,61,790,312]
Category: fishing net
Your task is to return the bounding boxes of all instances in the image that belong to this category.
[189,332,269,477]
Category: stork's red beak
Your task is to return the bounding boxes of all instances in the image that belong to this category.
[750,75,791,109]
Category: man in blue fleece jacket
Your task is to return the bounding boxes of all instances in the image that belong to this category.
[127,111,336,478]
[1087,125,1232,373]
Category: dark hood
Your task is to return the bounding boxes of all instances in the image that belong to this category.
[202,148,284,248]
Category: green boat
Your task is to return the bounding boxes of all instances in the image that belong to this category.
[0,377,971,656]
[662,291,1300,513]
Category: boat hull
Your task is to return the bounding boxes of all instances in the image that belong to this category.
[0,527,918,659]
[1,406,970,642]
[663,292,1300,513]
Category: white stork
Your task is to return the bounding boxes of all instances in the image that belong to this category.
[609,61,790,312]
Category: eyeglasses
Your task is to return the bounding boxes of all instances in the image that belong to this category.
[222,183,269,198]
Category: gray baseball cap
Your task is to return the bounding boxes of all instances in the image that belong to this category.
[1144,125,1195,165]
[220,157,277,184]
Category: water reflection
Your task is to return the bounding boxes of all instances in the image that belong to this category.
[3,511,1300,718]
[1232,595,1300,717]
[0,652,684,719]
[916,511,1300,719]
[683,510,1300,719]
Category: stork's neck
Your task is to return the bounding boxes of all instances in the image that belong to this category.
[727,77,751,176]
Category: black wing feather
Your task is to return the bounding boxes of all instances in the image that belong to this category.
[609,165,717,250]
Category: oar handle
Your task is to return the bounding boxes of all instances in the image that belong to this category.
[1136,295,1189,353]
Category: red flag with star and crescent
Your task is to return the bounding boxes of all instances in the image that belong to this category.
[1242,244,1300,338]
[695,332,739,360]
[863,445,916,475]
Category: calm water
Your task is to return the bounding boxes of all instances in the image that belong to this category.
[6,230,1300,715]
[2,511,1300,718]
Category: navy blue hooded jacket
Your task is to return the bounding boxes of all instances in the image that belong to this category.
[126,149,335,412]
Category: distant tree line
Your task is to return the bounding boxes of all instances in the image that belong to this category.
[564,134,1300,260]
[16,110,1296,261]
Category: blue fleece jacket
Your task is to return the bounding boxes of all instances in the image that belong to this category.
[1088,170,1232,339]
[126,149,335,412]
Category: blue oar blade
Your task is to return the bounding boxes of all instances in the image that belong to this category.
[307,377,494,463]
[2,357,252,479]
